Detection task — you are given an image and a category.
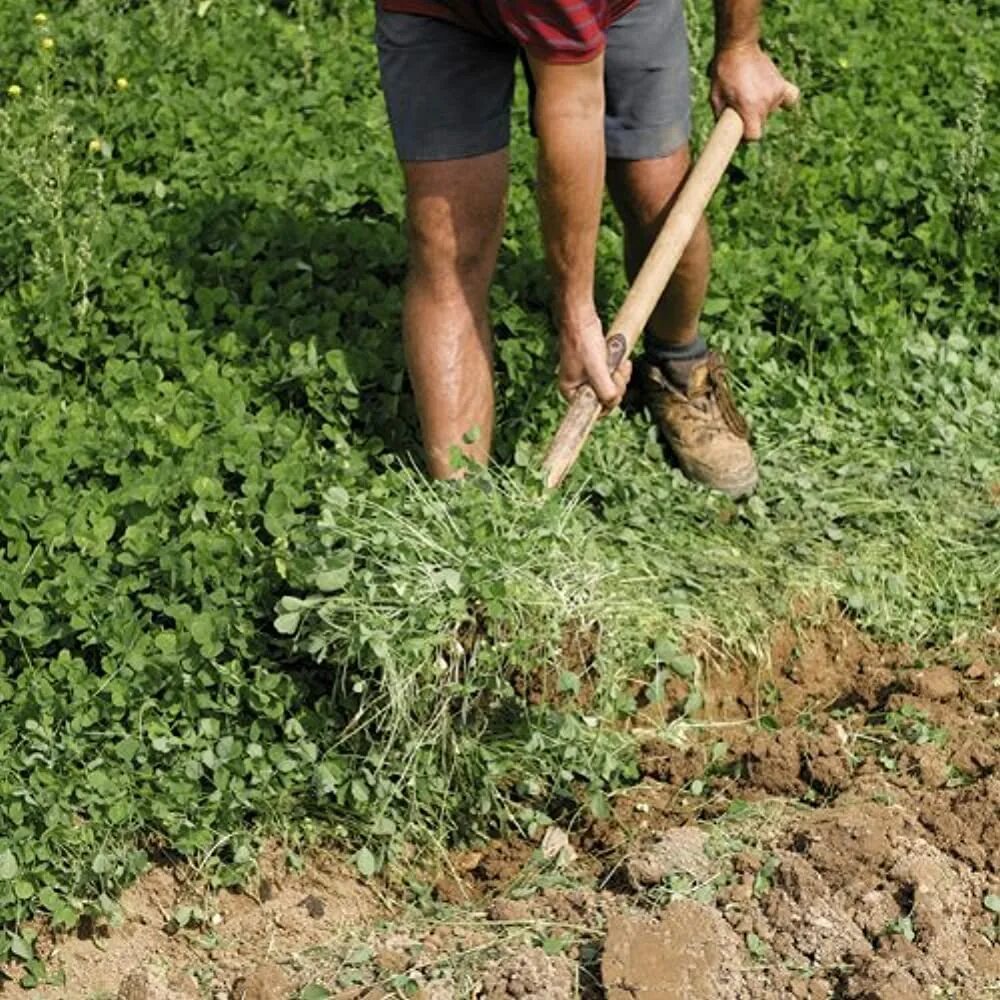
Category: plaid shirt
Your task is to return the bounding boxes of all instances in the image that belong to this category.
[379,0,640,63]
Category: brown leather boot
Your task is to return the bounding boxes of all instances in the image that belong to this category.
[639,351,758,498]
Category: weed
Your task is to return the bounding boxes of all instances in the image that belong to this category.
[884,913,917,943]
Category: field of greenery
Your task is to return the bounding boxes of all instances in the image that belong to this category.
[0,0,996,976]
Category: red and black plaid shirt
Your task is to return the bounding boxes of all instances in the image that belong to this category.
[379,0,640,63]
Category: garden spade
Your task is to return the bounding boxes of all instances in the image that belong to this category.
[541,107,745,488]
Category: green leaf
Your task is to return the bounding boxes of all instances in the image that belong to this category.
[746,932,767,959]
[51,904,79,928]
[354,847,377,878]
[350,778,370,804]
[541,935,568,956]
[0,850,18,881]
[557,671,581,696]
[298,986,332,1000]
[314,567,350,592]
[344,945,374,965]
[670,655,698,679]
[274,611,301,635]
[587,791,610,820]
[37,887,61,912]
[701,296,731,316]
[984,894,1000,914]
[115,736,140,762]
[10,934,34,961]
[189,613,215,647]
[683,688,703,715]
[314,763,340,796]
[370,815,396,837]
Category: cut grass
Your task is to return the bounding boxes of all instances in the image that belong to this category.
[285,331,997,858]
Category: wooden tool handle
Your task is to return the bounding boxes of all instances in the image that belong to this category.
[541,107,745,489]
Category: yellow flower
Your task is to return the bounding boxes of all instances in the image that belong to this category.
[7,84,22,97]
[115,76,129,91]
[87,137,102,154]
[33,12,48,25]
[40,36,55,50]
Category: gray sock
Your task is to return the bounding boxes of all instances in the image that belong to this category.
[646,336,709,391]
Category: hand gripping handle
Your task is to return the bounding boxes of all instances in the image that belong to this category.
[541,108,745,489]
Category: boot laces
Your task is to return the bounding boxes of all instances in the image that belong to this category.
[689,353,749,439]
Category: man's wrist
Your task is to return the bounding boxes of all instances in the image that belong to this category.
[713,0,761,56]
[710,39,764,77]
[554,297,599,336]
[714,36,760,57]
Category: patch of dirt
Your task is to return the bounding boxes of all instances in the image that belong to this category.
[457,616,999,998]
[18,844,379,999]
[624,826,715,889]
[231,962,291,1000]
[11,616,999,999]
[602,901,746,999]
[477,947,577,1000]
[596,616,1000,997]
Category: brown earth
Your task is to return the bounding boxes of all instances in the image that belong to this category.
[9,845,379,999]
[5,616,998,999]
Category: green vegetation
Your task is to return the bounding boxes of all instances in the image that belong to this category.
[0,0,996,974]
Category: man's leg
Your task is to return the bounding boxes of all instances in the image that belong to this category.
[376,9,517,477]
[602,0,758,498]
[606,150,711,357]
[402,151,508,478]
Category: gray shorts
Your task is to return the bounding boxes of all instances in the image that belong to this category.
[375,0,691,162]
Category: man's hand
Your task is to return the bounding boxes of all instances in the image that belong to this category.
[710,43,799,140]
[558,309,631,412]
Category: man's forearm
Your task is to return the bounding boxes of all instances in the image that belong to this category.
[714,0,762,51]
[528,54,605,328]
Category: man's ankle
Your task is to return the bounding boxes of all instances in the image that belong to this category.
[645,335,709,391]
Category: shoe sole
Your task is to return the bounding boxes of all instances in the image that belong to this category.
[680,460,759,500]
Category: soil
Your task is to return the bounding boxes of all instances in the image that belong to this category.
[5,615,997,999]
[10,845,379,999]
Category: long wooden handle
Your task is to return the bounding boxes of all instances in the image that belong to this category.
[541,107,745,489]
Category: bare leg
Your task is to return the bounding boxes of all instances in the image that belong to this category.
[607,145,758,499]
[606,145,711,349]
[401,150,508,478]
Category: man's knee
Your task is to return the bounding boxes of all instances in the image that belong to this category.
[406,206,499,296]
[402,152,508,301]
[610,146,691,232]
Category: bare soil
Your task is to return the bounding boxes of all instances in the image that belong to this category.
[9,846,379,999]
[6,616,998,999]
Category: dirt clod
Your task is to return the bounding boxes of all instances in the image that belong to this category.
[909,665,961,700]
[602,900,743,999]
[487,898,534,923]
[476,947,575,1000]
[624,826,713,888]
[230,962,290,1000]
[433,874,474,905]
[117,968,171,1000]
[843,958,923,1000]
[299,894,325,919]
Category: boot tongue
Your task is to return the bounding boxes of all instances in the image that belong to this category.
[686,359,710,396]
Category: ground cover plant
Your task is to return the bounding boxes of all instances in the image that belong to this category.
[0,0,996,988]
